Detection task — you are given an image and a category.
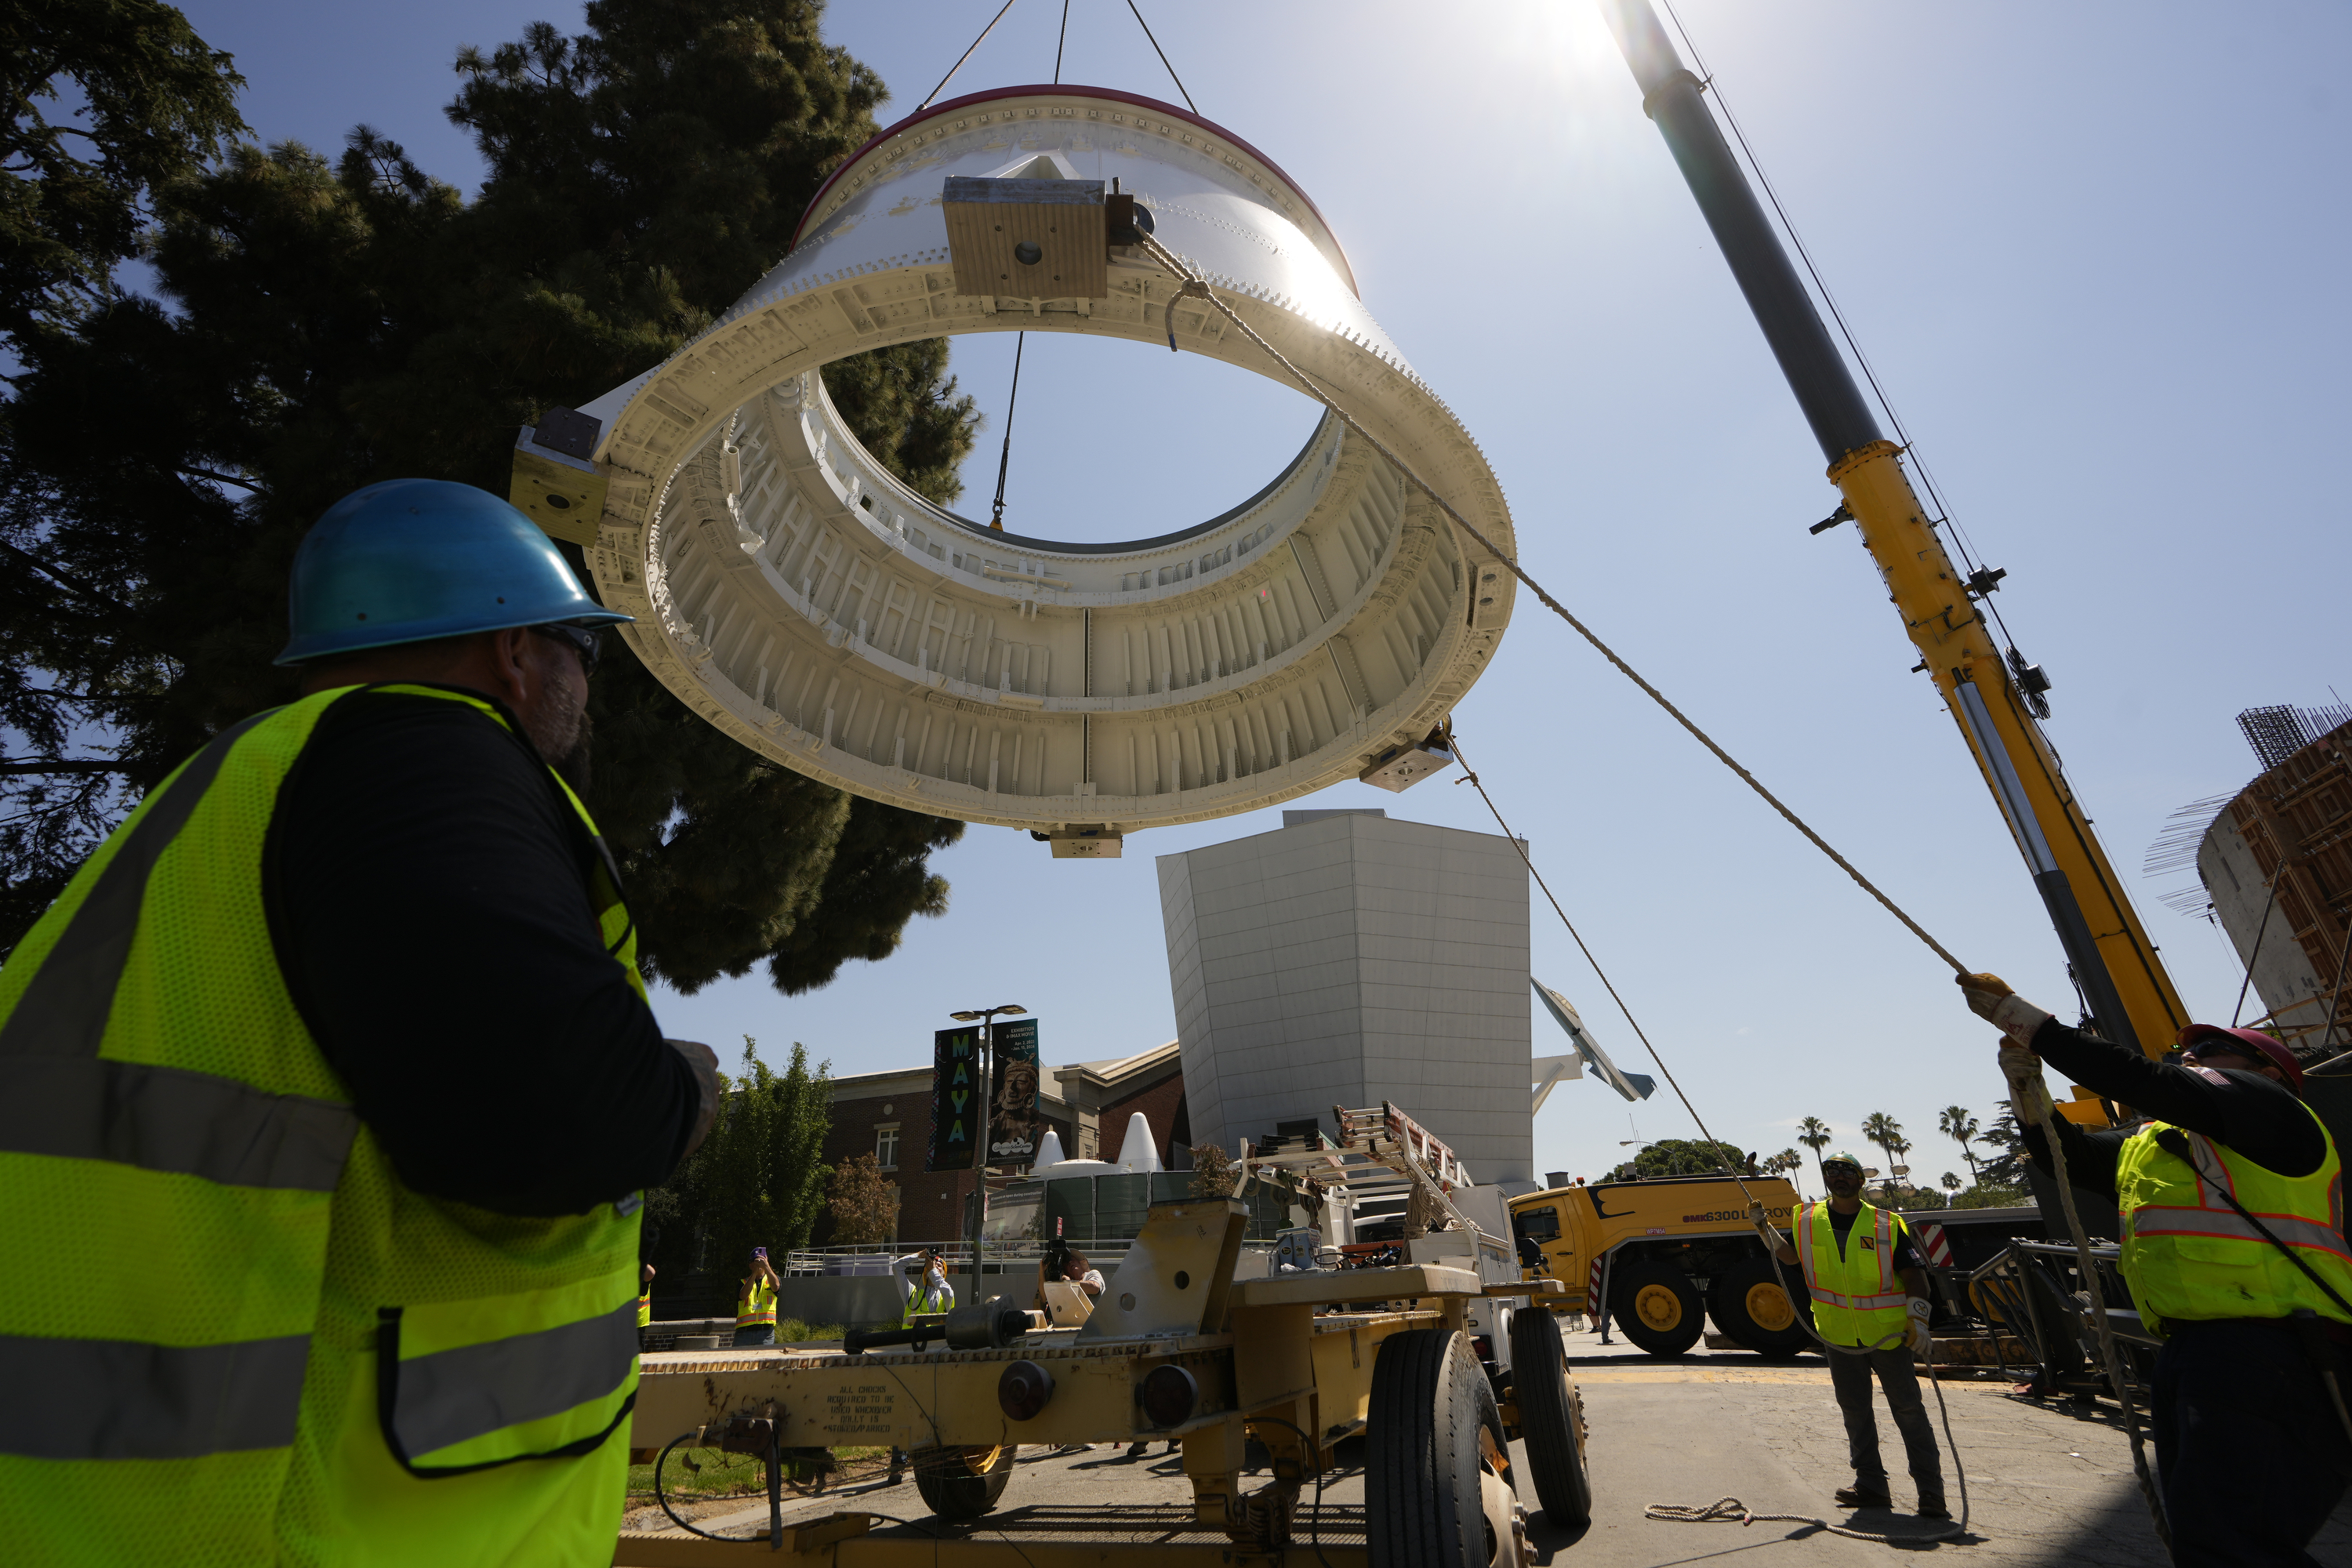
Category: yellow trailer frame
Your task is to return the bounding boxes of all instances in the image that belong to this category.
[617,1200,1567,1566]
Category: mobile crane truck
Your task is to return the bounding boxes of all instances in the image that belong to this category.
[1510,1174,1807,1356]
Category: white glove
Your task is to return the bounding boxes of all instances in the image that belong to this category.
[1997,1044,2045,1084]
[1957,971,2053,1046]
[1905,1298,1933,1359]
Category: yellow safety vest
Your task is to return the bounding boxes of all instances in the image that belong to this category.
[0,684,648,1566]
[902,1275,953,1326]
[2115,1109,2352,1336]
[737,1278,778,1327]
[637,1294,653,1330]
[1797,1200,1912,1348]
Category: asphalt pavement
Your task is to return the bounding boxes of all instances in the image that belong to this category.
[622,1324,2352,1566]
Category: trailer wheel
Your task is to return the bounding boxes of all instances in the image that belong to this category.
[910,1443,1013,1522]
[1369,1329,1509,1568]
[1613,1264,1704,1357]
[1506,1308,1592,1526]
[1708,1258,1813,1357]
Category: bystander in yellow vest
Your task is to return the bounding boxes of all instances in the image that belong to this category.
[2115,1109,2352,1334]
[0,685,647,1566]
[737,1277,779,1328]
[1796,1200,1914,1348]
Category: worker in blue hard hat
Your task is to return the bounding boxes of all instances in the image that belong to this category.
[0,477,721,1565]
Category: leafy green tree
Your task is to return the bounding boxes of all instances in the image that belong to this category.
[1631,1138,1744,1179]
[0,0,980,982]
[1951,1182,2027,1210]
[823,1152,898,1246]
[699,1036,834,1272]
[1189,1142,1236,1200]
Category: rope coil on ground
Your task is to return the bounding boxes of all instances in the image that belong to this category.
[1642,1494,1940,1545]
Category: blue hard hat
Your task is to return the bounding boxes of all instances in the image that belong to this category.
[275,478,631,666]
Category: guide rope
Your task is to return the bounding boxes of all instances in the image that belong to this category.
[1131,230,1963,975]
[1443,724,1965,1545]
[1131,234,2177,1552]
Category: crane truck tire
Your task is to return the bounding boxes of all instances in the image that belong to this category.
[1706,1258,1812,1357]
[1613,1264,1706,1357]
[910,1443,1014,1521]
[1505,1308,1592,1526]
[1368,1329,1509,1568]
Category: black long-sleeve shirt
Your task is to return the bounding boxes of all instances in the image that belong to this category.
[263,686,699,1216]
[2020,1016,2324,1200]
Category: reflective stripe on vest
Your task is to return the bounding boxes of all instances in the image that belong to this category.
[1798,1201,1910,1344]
[2117,1112,2352,1334]
[381,1294,641,1474]
[0,682,647,1547]
[0,1332,311,1460]
[0,710,358,1465]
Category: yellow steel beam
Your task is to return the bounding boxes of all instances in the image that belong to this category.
[1830,442,2189,1057]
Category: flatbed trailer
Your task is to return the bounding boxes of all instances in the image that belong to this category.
[619,1115,1592,1567]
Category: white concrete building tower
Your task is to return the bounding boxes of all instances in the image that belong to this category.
[1156,811,1533,1183]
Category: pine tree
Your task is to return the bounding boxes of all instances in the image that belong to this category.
[1976,1102,2027,1189]
[0,1,981,985]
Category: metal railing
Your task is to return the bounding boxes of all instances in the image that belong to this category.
[1965,1240,2158,1395]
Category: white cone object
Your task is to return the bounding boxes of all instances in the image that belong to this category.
[1033,1128,1066,1169]
[1116,1112,1163,1174]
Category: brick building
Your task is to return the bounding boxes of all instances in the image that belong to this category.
[812,1039,1189,1246]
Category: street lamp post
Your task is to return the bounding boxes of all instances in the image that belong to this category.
[947,1003,1027,1292]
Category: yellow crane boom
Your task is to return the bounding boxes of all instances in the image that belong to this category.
[1599,0,2189,1058]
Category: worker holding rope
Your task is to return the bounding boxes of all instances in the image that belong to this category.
[1755,1155,1948,1521]
[1959,973,2352,1565]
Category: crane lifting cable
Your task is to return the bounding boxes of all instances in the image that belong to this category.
[1130,221,2180,1555]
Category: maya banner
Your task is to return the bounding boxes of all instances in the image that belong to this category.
[988,1019,1043,1167]
[926,1025,980,1171]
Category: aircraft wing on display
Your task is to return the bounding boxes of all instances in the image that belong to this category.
[1534,980,1657,1105]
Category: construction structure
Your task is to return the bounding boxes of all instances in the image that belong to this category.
[509,85,1518,858]
[2155,704,2352,1057]
[1157,810,1534,1185]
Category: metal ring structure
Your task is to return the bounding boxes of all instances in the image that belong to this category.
[564,85,1517,839]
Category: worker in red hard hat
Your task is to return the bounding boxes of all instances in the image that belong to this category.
[0,479,721,1564]
[1957,975,2352,1566]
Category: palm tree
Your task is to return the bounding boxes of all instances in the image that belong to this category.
[1938,1105,1983,1183]
[1941,1171,1963,1195]
[1797,1116,1832,1181]
[1888,1137,1914,1203]
[1860,1112,1905,1201]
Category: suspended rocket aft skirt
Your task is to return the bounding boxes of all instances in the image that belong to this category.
[535,85,1519,837]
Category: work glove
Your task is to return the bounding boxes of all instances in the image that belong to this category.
[1905,1298,1934,1359]
[1957,971,2053,1046]
[1750,1200,1781,1251]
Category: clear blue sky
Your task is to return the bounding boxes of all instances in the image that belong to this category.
[177,1,2349,1191]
